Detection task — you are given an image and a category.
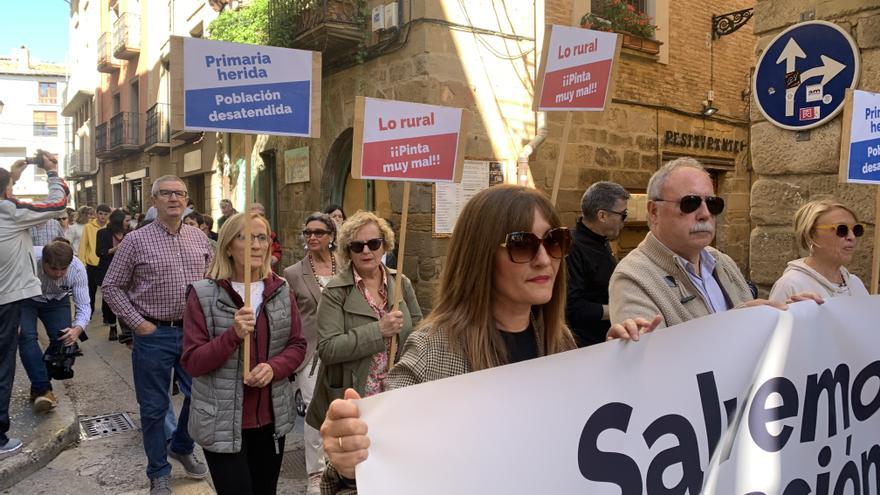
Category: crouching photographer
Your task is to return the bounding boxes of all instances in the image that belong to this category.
[18,238,90,413]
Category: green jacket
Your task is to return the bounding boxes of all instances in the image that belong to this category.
[305,265,423,429]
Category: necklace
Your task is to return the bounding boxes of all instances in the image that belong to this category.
[308,252,337,286]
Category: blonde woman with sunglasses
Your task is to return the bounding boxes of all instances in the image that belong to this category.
[305,211,423,442]
[770,199,869,302]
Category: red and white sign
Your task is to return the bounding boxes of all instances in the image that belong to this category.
[535,25,619,111]
[353,97,468,183]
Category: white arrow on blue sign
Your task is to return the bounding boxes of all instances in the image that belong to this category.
[754,21,859,131]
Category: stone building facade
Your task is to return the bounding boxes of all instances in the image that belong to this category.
[255,0,757,310]
[749,1,879,295]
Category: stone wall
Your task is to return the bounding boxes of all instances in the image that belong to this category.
[749,1,880,295]
[535,0,756,273]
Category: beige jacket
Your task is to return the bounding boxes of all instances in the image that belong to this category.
[609,232,753,328]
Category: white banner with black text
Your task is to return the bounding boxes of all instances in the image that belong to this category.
[355,296,880,494]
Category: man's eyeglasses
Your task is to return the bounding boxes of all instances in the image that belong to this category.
[601,209,628,222]
[236,233,270,244]
[500,227,572,264]
[653,195,725,215]
[815,223,865,238]
[156,190,189,199]
[348,238,384,253]
[302,229,331,238]
[58,217,68,221]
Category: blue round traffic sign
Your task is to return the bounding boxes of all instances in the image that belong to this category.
[754,21,859,131]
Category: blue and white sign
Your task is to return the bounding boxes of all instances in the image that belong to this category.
[183,37,319,137]
[754,21,859,131]
[844,90,880,184]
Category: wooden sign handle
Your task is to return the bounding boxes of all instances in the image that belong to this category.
[871,187,880,295]
[388,181,411,370]
[243,134,253,380]
[550,112,573,206]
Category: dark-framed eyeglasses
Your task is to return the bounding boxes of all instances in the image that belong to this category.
[601,209,628,222]
[157,189,188,199]
[653,195,725,215]
[815,223,865,238]
[302,229,331,238]
[58,217,69,221]
[348,238,384,253]
[500,227,572,264]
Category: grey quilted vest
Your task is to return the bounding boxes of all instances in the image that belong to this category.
[188,279,296,453]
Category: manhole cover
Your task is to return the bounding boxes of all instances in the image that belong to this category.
[79,412,137,440]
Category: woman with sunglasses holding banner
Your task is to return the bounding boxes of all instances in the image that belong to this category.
[283,212,339,494]
[305,211,423,446]
[769,199,869,302]
[315,185,659,493]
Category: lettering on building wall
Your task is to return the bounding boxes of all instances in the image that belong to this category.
[664,131,748,153]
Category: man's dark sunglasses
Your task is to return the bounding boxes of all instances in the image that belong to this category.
[601,209,628,222]
[348,238,384,253]
[501,228,572,264]
[654,195,725,215]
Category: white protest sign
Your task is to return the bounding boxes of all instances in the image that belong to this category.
[355,296,880,494]
[840,89,880,184]
[181,37,320,137]
[534,25,619,111]
[352,96,469,183]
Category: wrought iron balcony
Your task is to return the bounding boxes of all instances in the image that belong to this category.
[109,112,140,152]
[113,12,141,59]
[145,103,171,155]
[66,150,93,177]
[95,122,109,157]
[269,0,364,53]
[97,32,119,72]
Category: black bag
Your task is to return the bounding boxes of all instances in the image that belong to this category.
[43,343,83,380]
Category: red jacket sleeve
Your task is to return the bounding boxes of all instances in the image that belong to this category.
[181,287,243,378]
[266,290,307,381]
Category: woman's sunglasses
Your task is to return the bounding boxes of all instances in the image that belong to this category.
[302,229,330,238]
[815,223,865,238]
[654,195,725,215]
[348,238,384,253]
[501,228,571,263]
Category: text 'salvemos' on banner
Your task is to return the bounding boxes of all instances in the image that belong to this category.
[352,96,470,182]
[180,36,321,137]
[534,25,619,112]
[353,296,880,495]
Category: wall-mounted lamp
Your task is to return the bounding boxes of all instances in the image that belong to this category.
[0,100,5,114]
[701,100,718,117]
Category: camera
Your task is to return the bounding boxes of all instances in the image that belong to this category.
[25,149,50,168]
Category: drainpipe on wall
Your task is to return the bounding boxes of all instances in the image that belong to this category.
[516,111,547,187]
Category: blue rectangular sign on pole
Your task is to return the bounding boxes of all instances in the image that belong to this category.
[840,89,880,184]
[182,37,321,137]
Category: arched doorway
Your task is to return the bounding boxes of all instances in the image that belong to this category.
[320,128,390,218]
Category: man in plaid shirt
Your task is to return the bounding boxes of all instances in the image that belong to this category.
[102,175,213,495]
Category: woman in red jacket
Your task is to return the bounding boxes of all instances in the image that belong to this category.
[182,212,306,495]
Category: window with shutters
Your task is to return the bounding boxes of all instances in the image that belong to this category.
[33,111,58,137]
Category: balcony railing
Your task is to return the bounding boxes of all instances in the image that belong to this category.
[110,112,139,150]
[38,96,57,105]
[95,122,108,155]
[113,12,141,59]
[145,103,171,154]
[66,150,93,176]
[268,0,363,53]
[97,32,119,72]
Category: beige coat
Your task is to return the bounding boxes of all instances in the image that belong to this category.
[609,232,753,328]
[283,256,325,374]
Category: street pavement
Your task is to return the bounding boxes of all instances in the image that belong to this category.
[2,293,308,494]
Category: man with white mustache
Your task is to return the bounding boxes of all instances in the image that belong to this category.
[607,157,821,334]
